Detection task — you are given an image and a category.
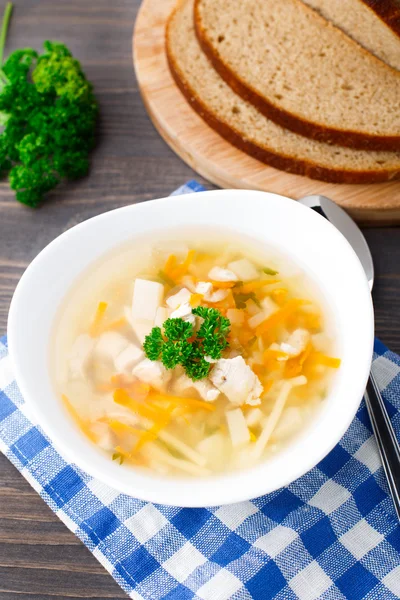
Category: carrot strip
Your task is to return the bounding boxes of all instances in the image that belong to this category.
[164,254,177,278]
[308,352,341,369]
[239,279,279,294]
[148,391,216,412]
[270,288,288,305]
[135,421,166,450]
[263,348,289,361]
[89,301,108,337]
[98,316,127,334]
[209,280,236,289]
[170,249,196,279]
[108,420,143,436]
[62,394,97,442]
[189,293,203,307]
[113,388,169,422]
[114,445,133,460]
[255,299,309,337]
[284,343,313,378]
[262,380,274,395]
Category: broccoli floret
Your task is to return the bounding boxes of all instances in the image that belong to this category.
[0,3,98,207]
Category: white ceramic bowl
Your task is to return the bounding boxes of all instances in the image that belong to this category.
[8,189,374,506]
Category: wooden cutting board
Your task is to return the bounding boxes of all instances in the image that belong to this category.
[133,0,400,225]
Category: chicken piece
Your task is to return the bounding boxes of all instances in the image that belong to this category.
[114,343,144,374]
[170,301,195,325]
[208,266,238,282]
[226,309,244,326]
[281,329,310,356]
[132,358,171,392]
[166,287,191,309]
[208,289,229,303]
[195,281,213,297]
[174,373,220,402]
[154,307,168,328]
[195,281,228,303]
[94,332,130,363]
[261,296,279,317]
[227,258,259,281]
[132,278,164,322]
[68,334,95,379]
[210,356,263,406]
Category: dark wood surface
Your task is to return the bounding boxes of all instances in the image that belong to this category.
[0,1,399,598]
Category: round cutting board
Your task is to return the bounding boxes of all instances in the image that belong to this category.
[133,0,400,225]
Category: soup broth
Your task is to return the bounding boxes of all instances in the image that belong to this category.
[52,231,340,477]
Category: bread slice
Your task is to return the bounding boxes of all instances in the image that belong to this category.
[166,0,400,184]
[194,0,400,151]
[301,0,400,71]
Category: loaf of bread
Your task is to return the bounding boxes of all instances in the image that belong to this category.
[301,0,400,71]
[166,0,400,184]
[194,0,400,151]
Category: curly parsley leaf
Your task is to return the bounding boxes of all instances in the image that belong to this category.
[143,308,231,381]
[143,326,164,361]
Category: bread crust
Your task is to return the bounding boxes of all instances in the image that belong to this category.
[361,0,400,37]
[165,7,400,184]
[194,0,400,152]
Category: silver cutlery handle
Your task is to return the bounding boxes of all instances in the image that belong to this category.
[364,372,400,520]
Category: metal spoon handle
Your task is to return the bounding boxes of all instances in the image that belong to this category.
[364,372,400,520]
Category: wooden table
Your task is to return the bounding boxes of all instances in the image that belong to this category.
[0,1,399,598]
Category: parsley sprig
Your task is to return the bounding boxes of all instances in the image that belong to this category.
[143,307,230,381]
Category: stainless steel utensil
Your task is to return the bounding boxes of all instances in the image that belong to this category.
[299,194,400,521]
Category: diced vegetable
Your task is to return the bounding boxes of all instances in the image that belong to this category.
[166,288,192,309]
[114,343,144,374]
[281,329,311,357]
[132,358,172,392]
[132,319,154,344]
[132,278,164,322]
[228,259,259,281]
[94,332,130,363]
[226,408,250,447]
[208,266,238,282]
[68,334,95,379]
[155,307,168,328]
[226,308,245,326]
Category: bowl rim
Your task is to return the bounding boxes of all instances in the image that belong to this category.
[7,189,374,506]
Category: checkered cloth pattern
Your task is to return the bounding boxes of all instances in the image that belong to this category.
[1,181,400,600]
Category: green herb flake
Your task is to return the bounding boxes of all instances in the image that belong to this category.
[112,452,124,465]
[263,267,278,276]
[233,291,261,309]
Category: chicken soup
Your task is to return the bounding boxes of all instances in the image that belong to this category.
[52,232,340,477]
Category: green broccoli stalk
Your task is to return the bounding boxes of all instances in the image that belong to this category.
[0,3,98,207]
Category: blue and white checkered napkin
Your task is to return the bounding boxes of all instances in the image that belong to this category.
[1,181,400,600]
